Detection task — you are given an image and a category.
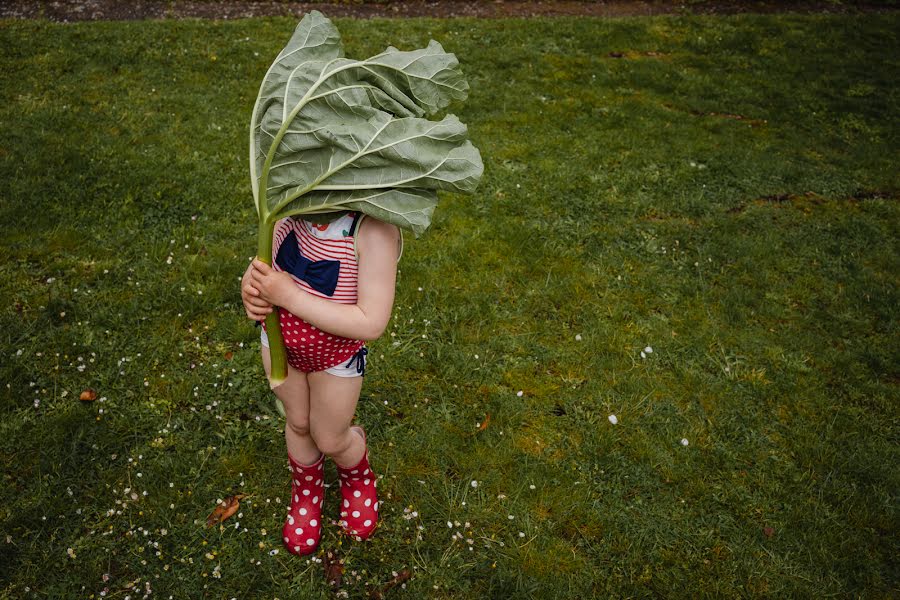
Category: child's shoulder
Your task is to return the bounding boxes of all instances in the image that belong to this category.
[357,216,399,238]
[356,216,402,261]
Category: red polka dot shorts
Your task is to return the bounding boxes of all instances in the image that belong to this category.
[267,310,366,374]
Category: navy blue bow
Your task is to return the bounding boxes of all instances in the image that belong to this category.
[345,347,367,375]
[275,231,340,297]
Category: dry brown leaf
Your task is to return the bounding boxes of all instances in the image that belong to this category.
[224,351,234,361]
[79,389,98,402]
[478,413,491,431]
[369,569,412,599]
[324,550,344,589]
[206,494,246,527]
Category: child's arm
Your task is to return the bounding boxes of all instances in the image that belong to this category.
[249,218,400,341]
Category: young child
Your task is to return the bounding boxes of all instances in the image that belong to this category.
[240,211,400,555]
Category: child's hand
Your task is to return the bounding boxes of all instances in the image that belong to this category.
[249,259,297,309]
[241,262,273,321]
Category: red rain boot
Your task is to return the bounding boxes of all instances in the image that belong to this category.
[335,426,379,540]
[282,451,325,556]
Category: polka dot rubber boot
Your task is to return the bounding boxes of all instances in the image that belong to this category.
[336,426,379,540]
[282,451,325,556]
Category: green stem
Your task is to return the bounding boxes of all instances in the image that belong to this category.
[257,218,275,262]
[257,218,287,387]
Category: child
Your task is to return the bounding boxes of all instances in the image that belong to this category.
[240,211,401,555]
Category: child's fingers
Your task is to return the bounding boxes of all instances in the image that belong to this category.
[244,300,272,316]
[242,282,260,297]
[249,268,266,287]
[246,308,271,320]
[252,258,273,274]
[245,295,271,309]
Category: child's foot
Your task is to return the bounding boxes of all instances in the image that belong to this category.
[282,451,325,555]
[335,426,379,540]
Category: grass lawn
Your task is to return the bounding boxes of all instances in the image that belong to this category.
[1,12,898,598]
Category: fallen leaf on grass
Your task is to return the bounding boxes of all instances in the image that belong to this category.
[763,526,775,538]
[224,351,234,361]
[79,389,97,402]
[369,569,413,599]
[206,494,247,527]
[478,413,491,431]
[324,550,344,590]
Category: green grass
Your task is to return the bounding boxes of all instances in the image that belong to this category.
[1,13,898,598]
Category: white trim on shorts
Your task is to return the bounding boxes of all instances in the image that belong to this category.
[260,327,364,378]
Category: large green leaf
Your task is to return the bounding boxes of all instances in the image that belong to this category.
[250,10,482,235]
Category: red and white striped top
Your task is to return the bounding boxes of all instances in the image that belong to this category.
[265,213,366,373]
[271,214,360,303]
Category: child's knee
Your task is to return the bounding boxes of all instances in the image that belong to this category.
[286,415,311,437]
[309,427,352,457]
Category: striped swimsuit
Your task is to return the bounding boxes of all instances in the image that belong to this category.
[263,213,367,374]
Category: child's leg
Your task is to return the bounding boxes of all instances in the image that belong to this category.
[306,371,365,468]
[262,347,328,556]
[261,346,320,465]
[308,371,379,539]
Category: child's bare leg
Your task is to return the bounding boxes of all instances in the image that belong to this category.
[309,371,379,539]
[307,371,365,468]
[261,346,320,465]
